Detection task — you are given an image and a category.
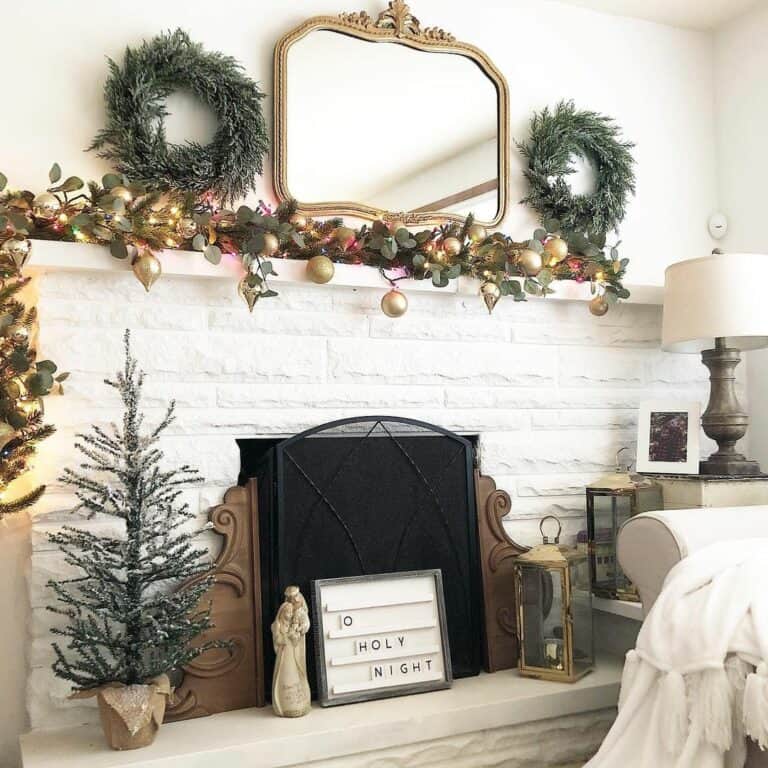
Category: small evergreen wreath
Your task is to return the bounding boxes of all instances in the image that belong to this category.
[89,29,269,204]
[518,100,635,234]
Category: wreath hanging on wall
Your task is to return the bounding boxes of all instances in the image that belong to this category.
[518,100,636,235]
[89,29,269,205]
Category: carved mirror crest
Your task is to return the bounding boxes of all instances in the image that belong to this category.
[273,1,510,227]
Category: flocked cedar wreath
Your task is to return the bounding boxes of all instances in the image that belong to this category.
[518,100,636,234]
[89,29,269,205]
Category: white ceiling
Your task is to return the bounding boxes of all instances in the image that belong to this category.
[555,0,760,30]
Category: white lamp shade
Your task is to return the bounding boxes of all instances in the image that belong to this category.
[662,253,768,353]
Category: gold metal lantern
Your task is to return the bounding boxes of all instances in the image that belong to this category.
[586,449,663,601]
[514,516,594,683]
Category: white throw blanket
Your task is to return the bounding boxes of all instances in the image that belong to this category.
[586,539,768,768]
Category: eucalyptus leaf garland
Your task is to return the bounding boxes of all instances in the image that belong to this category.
[518,100,636,235]
[0,166,630,315]
[89,29,269,205]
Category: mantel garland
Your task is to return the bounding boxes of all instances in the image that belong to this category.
[0,165,630,317]
[89,29,269,206]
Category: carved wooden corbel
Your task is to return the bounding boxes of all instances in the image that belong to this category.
[166,481,265,721]
[475,472,529,672]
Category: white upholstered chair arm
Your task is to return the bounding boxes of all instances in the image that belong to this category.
[616,505,768,615]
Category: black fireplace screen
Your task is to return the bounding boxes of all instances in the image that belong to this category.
[242,416,482,695]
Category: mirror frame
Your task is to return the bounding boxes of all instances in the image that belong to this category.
[273,1,510,227]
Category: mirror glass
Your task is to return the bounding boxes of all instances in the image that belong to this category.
[284,30,501,223]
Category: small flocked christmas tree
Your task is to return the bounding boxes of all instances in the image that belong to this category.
[48,331,218,691]
[0,255,62,517]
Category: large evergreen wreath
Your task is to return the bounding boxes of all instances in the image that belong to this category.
[89,29,269,205]
[518,100,635,234]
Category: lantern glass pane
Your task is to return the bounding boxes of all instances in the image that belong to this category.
[520,564,565,672]
[570,556,594,675]
[591,493,632,595]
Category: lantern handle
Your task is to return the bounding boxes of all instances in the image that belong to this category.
[540,515,562,544]
[615,447,631,472]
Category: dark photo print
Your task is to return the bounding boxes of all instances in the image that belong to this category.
[648,411,688,463]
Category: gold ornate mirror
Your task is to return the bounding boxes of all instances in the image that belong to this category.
[273,1,509,227]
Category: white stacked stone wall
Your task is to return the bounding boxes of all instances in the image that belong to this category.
[27,268,717,729]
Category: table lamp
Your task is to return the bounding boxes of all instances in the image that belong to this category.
[662,253,768,476]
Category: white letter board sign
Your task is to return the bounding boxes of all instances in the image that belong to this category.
[311,569,452,706]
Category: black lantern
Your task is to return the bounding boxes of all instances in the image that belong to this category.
[586,449,663,601]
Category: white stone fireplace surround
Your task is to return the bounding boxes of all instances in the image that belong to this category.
[22,250,718,765]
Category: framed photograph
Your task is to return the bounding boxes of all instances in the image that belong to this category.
[636,401,700,474]
[311,569,452,707]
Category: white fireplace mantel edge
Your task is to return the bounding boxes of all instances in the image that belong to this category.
[21,654,622,768]
[26,240,664,305]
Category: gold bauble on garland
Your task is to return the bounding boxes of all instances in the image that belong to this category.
[389,220,406,234]
[32,193,61,220]
[443,237,462,257]
[238,276,260,312]
[468,224,487,243]
[176,217,197,240]
[306,255,335,284]
[480,281,501,315]
[518,248,543,275]
[288,213,307,230]
[0,238,32,270]
[261,232,280,256]
[110,185,133,204]
[381,288,408,318]
[334,226,356,250]
[0,422,15,451]
[132,250,161,292]
[589,295,610,316]
[544,237,568,264]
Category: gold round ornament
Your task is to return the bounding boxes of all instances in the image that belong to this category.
[238,276,261,312]
[111,185,133,204]
[443,237,462,257]
[517,248,543,275]
[380,289,408,318]
[306,255,335,284]
[389,220,407,234]
[132,250,162,292]
[544,237,568,264]
[468,224,487,243]
[333,226,357,250]
[480,281,501,315]
[261,232,280,256]
[288,213,307,230]
[32,192,61,220]
[176,217,197,240]
[589,295,610,317]
[0,237,32,269]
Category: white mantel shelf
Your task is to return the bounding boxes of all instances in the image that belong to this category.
[20,654,622,768]
[27,240,664,304]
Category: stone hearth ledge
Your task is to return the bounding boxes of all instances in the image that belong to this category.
[21,654,622,768]
[27,240,663,304]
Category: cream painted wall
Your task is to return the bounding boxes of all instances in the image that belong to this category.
[714,4,768,469]
[0,1,722,765]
